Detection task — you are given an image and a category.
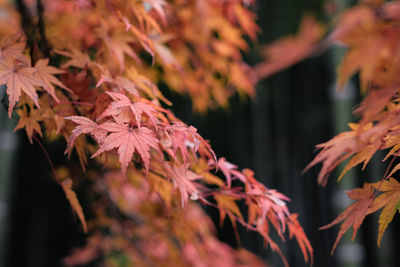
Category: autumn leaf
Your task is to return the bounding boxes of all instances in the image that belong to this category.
[163,163,202,207]
[96,74,140,97]
[98,91,159,128]
[0,60,42,116]
[163,122,201,164]
[92,117,160,177]
[143,0,168,24]
[228,3,259,40]
[191,159,224,187]
[61,178,87,233]
[212,157,246,187]
[287,214,313,264]
[214,193,243,227]
[148,171,173,208]
[303,129,358,186]
[338,142,380,181]
[0,35,29,64]
[0,1,314,265]
[327,6,375,43]
[97,24,141,71]
[56,48,94,69]
[371,178,400,247]
[65,116,108,155]
[254,16,324,82]
[14,107,43,143]
[150,33,180,67]
[320,183,375,254]
[128,23,156,61]
[33,58,70,101]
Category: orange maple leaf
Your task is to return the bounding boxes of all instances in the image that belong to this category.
[214,193,243,227]
[371,178,400,247]
[320,183,375,255]
[14,107,43,143]
[254,16,324,82]
[287,214,313,264]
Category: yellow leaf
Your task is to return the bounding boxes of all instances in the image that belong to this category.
[61,178,87,233]
[338,142,380,181]
[201,172,224,187]
[148,172,173,208]
[377,198,400,247]
[214,194,242,227]
[371,178,400,246]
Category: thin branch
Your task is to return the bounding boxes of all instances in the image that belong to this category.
[33,134,61,183]
[383,155,396,179]
[36,0,51,58]
[15,0,35,59]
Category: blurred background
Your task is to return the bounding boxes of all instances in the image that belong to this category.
[1,0,400,266]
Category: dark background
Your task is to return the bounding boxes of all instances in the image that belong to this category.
[2,0,400,266]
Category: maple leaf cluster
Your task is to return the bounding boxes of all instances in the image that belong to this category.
[255,0,400,255]
[0,0,312,266]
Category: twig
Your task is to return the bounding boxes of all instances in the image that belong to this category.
[33,134,61,183]
[383,155,396,179]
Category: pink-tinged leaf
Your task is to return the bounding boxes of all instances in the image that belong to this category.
[248,187,290,233]
[211,157,246,187]
[320,183,375,255]
[55,48,93,69]
[144,0,168,24]
[0,35,29,64]
[65,116,108,154]
[164,163,202,207]
[163,122,201,164]
[254,16,324,81]
[129,25,156,63]
[97,24,141,71]
[303,130,358,186]
[34,58,70,101]
[96,74,139,96]
[0,60,42,117]
[92,119,159,177]
[98,92,159,128]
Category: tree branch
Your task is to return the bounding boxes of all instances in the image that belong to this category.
[36,0,51,58]
[15,0,35,59]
